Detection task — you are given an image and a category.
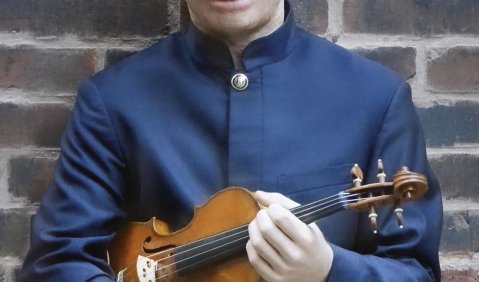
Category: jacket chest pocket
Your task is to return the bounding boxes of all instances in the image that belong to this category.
[277,163,354,205]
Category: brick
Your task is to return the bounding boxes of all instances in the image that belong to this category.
[0,0,169,38]
[291,0,328,34]
[164,0,180,34]
[440,208,479,252]
[343,0,479,35]
[430,154,479,201]
[105,49,137,67]
[0,102,70,148]
[0,267,5,282]
[0,208,32,258]
[0,263,21,282]
[354,47,416,80]
[179,0,191,29]
[0,47,95,92]
[416,102,479,147]
[427,47,479,93]
[442,270,479,282]
[9,155,57,203]
[440,253,479,282]
[13,266,21,282]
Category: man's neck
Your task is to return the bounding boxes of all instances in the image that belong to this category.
[223,11,284,69]
[188,1,285,69]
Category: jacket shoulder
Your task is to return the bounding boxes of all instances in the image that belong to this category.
[297,29,404,92]
[89,31,185,92]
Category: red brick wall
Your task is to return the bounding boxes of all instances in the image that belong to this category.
[0,0,478,280]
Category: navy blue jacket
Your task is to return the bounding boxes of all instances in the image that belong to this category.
[21,4,442,281]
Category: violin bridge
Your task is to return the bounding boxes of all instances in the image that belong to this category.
[137,255,158,282]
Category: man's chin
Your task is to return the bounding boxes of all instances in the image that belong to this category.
[210,14,267,35]
[209,22,263,40]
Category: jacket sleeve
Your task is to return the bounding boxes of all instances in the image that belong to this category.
[327,82,443,281]
[20,79,126,281]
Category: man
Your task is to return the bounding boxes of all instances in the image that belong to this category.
[21,0,442,281]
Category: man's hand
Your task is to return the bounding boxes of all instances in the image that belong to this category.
[246,191,333,282]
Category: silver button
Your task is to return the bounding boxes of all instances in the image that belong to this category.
[231,73,249,91]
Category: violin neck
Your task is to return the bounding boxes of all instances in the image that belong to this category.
[290,193,349,225]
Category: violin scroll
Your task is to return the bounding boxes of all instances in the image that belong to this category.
[392,166,428,201]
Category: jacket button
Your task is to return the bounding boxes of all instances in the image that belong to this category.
[231,73,249,91]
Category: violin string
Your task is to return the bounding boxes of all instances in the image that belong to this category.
[154,242,245,281]
[151,197,363,281]
[121,194,363,280]
[121,193,364,280]
[150,196,361,280]
[291,191,352,218]
[119,192,355,279]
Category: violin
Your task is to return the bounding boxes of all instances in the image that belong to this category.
[107,161,428,282]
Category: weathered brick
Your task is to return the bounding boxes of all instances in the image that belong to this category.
[179,0,191,29]
[0,47,95,92]
[9,155,57,203]
[105,49,137,67]
[0,102,70,148]
[427,47,479,93]
[343,0,479,35]
[0,263,21,282]
[442,270,479,282]
[13,266,21,282]
[291,0,328,34]
[354,47,416,80]
[0,267,5,282]
[441,208,479,252]
[416,102,479,147]
[0,208,32,258]
[441,252,479,282]
[0,0,169,38]
[430,154,479,201]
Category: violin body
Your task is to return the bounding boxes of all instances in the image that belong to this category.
[108,187,262,282]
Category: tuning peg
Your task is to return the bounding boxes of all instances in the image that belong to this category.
[378,159,384,172]
[377,159,386,183]
[351,164,363,187]
[398,167,414,200]
[395,204,404,228]
[368,206,378,234]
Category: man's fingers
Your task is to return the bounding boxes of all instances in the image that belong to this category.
[253,209,299,262]
[254,190,299,209]
[248,214,287,270]
[267,204,316,248]
[246,240,278,282]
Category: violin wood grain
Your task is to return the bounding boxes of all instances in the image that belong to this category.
[108,187,262,282]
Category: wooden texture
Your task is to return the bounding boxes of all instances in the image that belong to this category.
[108,187,261,282]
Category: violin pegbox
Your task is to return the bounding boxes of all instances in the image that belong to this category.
[346,160,428,234]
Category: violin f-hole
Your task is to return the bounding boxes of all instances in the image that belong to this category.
[143,236,176,255]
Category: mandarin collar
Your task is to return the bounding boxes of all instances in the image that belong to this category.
[184,1,299,71]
